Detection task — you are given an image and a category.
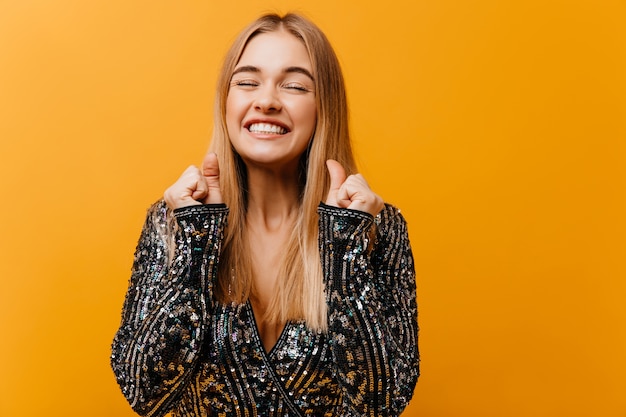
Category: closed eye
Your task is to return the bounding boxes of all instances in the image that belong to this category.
[283,82,311,92]
[231,79,258,88]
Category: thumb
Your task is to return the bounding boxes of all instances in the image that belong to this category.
[325,159,350,207]
[201,152,223,204]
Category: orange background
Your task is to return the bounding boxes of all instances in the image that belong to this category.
[1,1,625,416]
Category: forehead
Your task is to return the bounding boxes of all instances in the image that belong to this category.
[236,30,312,72]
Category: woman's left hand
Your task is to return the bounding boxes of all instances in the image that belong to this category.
[325,159,384,216]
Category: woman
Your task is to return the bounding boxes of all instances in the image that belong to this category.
[111,13,419,417]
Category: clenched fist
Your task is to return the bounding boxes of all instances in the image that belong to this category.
[325,159,383,216]
[164,152,223,209]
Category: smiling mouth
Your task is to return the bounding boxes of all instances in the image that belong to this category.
[247,123,288,135]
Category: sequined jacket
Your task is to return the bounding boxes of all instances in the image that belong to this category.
[111,200,419,417]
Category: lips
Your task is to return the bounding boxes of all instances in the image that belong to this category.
[246,122,289,135]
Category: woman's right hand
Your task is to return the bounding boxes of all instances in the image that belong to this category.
[164,152,223,209]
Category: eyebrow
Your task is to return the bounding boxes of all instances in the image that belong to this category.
[231,65,315,82]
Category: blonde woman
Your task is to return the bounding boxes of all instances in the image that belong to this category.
[111,13,419,417]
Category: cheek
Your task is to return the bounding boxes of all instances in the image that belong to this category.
[292,99,317,132]
[305,107,317,135]
[225,95,240,133]
[225,94,235,120]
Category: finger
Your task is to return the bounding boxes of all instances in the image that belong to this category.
[183,165,207,201]
[164,165,205,209]
[190,179,208,201]
[336,175,361,207]
[325,159,350,207]
[341,174,384,215]
[202,152,220,179]
[326,159,347,192]
[201,152,223,204]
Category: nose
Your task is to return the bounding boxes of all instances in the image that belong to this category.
[254,86,282,112]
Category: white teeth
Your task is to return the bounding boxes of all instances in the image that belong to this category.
[248,123,287,135]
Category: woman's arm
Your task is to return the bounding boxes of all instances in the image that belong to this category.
[110,201,228,417]
[318,203,419,416]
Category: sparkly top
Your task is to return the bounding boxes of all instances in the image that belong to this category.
[111,200,419,417]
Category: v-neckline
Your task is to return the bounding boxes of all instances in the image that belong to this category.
[245,300,290,357]
[243,303,307,417]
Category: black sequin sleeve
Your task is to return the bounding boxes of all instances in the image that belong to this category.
[318,203,419,416]
[111,200,229,417]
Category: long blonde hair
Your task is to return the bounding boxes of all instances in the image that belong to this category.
[210,13,356,331]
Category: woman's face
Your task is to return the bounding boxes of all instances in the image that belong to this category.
[226,30,317,172]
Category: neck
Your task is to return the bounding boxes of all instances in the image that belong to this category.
[245,165,301,231]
